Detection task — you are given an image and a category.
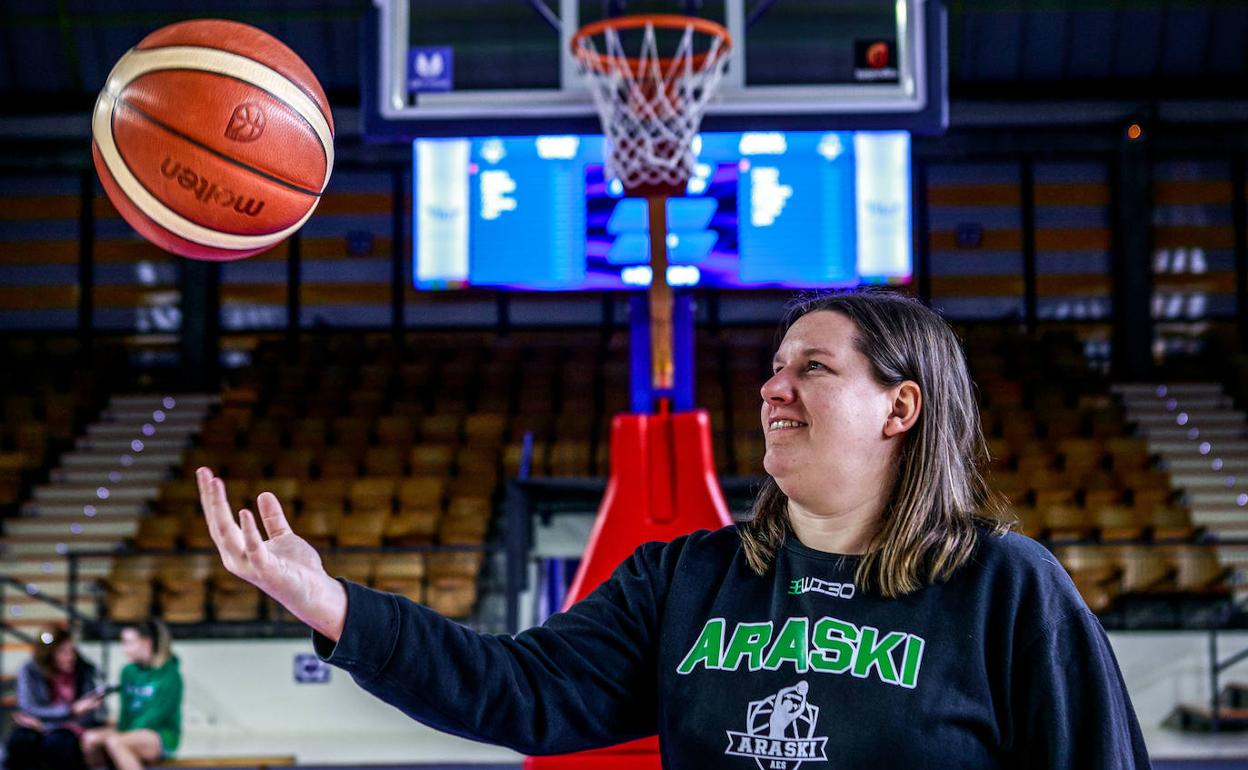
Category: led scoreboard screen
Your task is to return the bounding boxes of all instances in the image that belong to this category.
[413,131,912,291]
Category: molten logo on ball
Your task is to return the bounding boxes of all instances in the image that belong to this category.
[160,158,265,217]
[225,103,266,142]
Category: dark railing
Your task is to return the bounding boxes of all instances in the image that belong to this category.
[1206,599,1248,731]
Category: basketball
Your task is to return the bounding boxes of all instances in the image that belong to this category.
[90,19,334,262]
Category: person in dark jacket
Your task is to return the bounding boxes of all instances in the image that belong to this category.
[194,290,1152,768]
[6,626,105,770]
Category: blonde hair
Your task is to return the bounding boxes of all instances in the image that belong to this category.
[740,290,1013,597]
[128,619,173,668]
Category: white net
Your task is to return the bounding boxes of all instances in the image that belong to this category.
[573,19,731,193]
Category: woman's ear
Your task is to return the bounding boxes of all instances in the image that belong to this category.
[883,380,922,438]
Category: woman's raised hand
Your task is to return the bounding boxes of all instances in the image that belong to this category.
[195,467,347,641]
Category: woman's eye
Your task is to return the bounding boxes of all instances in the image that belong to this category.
[806,361,825,371]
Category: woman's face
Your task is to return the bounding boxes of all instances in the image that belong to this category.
[52,641,76,675]
[760,311,899,505]
[120,628,153,665]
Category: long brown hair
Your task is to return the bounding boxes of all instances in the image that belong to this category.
[32,625,75,678]
[739,290,1012,597]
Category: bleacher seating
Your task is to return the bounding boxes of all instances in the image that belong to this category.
[0,338,121,514]
[97,324,1235,628]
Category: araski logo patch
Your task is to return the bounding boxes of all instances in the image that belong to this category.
[725,680,828,769]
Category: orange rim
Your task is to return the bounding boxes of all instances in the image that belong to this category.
[571,14,733,76]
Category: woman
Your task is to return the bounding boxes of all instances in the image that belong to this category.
[81,620,182,770]
[196,291,1150,768]
[6,626,104,770]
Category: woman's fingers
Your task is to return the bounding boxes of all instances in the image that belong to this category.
[238,509,275,579]
[239,509,265,553]
[255,492,292,539]
[197,469,245,553]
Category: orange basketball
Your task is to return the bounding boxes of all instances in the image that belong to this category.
[91,19,334,261]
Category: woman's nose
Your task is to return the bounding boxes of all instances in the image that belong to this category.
[760,369,794,403]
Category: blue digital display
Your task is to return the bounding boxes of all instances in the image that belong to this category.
[413,131,912,291]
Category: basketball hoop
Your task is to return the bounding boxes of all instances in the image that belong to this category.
[571,14,731,196]
[572,15,731,394]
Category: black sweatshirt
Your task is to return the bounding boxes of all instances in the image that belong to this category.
[314,526,1151,769]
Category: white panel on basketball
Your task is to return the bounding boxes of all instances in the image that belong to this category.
[108,46,334,169]
[92,45,334,251]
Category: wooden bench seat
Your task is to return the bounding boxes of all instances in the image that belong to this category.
[156,756,295,768]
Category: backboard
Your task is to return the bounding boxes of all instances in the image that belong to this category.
[364,0,947,139]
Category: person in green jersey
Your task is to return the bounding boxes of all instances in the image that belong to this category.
[81,620,182,770]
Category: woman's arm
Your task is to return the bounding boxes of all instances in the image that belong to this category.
[198,467,666,755]
[314,542,665,754]
[1008,609,1151,769]
[15,665,71,721]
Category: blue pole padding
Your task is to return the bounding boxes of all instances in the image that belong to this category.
[628,292,652,413]
[673,291,695,412]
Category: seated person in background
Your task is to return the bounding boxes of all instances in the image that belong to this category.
[81,620,183,770]
[6,625,106,770]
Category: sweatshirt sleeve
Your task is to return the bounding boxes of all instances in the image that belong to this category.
[16,665,71,721]
[1008,608,1152,769]
[313,541,668,755]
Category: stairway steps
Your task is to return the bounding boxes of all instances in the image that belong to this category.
[1114,383,1226,398]
[1188,490,1248,506]
[3,541,122,557]
[1190,510,1248,525]
[60,452,183,470]
[3,532,123,545]
[33,485,157,504]
[1145,426,1247,441]
[1121,394,1236,409]
[1165,457,1248,473]
[0,559,112,579]
[96,409,204,425]
[51,469,169,485]
[95,404,208,419]
[1148,440,1248,455]
[20,502,146,518]
[85,427,199,442]
[2,608,97,625]
[76,437,187,452]
[1133,411,1245,425]
[6,520,136,538]
[108,394,217,409]
[1170,474,1245,490]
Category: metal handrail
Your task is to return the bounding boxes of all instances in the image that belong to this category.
[0,575,102,627]
[1206,597,1248,731]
